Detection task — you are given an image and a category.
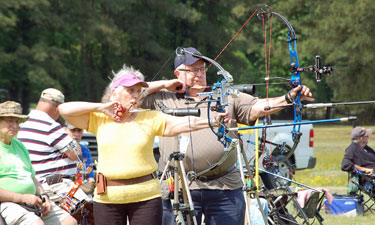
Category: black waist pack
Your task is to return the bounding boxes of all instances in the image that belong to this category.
[18,203,42,217]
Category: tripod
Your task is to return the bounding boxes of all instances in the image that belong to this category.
[160,135,198,225]
[237,133,268,225]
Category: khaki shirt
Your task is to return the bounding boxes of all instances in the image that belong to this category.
[141,90,258,190]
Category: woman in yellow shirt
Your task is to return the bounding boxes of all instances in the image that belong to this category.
[58,65,229,225]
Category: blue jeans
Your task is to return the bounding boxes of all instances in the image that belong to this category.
[249,198,268,225]
[162,199,175,225]
[163,188,245,225]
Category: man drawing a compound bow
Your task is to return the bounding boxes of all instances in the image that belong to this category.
[141,47,314,225]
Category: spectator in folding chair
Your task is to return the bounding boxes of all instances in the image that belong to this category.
[267,192,299,225]
[17,88,89,204]
[296,188,332,225]
[0,101,77,225]
[341,126,375,194]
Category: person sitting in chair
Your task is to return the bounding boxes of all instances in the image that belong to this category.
[341,126,374,192]
[17,88,89,204]
[0,101,77,225]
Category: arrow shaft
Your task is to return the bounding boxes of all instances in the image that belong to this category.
[265,100,375,111]
[259,169,320,191]
[228,117,356,131]
[304,100,375,109]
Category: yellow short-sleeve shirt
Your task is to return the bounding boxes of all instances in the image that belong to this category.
[88,110,166,204]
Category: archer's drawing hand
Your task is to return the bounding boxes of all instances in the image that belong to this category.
[164,79,185,93]
[99,101,123,121]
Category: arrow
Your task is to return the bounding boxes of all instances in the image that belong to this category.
[264,100,375,111]
[259,169,321,192]
[227,116,357,132]
[304,100,375,109]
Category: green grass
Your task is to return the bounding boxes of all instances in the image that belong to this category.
[292,125,375,225]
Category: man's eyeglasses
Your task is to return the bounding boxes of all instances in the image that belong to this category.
[178,67,207,74]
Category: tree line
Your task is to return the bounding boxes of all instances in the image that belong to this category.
[0,0,374,122]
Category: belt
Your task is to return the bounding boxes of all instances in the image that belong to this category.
[196,165,236,182]
[107,172,158,186]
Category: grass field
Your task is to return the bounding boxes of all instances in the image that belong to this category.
[292,125,375,225]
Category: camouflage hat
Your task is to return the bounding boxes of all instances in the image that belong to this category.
[40,88,64,104]
[0,101,29,122]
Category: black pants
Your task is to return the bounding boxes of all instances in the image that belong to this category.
[93,197,162,225]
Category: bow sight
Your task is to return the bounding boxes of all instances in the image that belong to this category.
[291,55,333,82]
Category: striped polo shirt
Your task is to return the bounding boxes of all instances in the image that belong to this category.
[17,110,77,182]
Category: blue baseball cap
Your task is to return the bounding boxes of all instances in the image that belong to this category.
[174,47,204,70]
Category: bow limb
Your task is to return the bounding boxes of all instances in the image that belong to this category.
[59,173,83,212]
[258,8,303,160]
[59,143,91,212]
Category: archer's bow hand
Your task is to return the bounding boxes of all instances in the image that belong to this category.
[290,85,315,102]
[212,112,235,127]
